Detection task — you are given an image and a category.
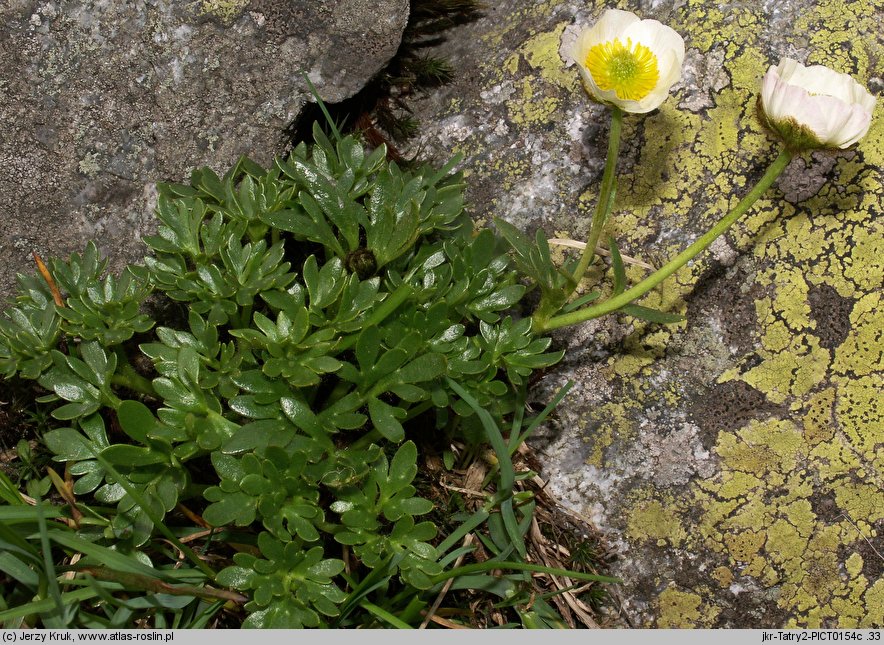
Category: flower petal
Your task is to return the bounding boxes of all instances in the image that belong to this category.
[590,9,641,46]
[624,20,685,71]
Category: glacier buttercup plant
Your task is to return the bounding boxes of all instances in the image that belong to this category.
[758,58,876,150]
[531,26,877,333]
[535,9,685,326]
[572,9,685,114]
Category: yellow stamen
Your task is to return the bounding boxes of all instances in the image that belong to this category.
[585,38,659,101]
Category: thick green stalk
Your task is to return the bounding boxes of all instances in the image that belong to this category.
[336,283,414,353]
[111,362,156,398]
[540,148,794,332]
[569,106,623,292]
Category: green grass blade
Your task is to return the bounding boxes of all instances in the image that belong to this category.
[359,600,413,629]
[0,551,40,587]
[515,381,573,449]
[0,505,64,522]
[47,531,177,581]
[336,553,404,623]
[36,502,70,627]
[609,237,626,295]
[445,378,526,558]
[435,508,489,556]
[0,588,99,624]
[447,573,517,598]
[620,303,685,324]
[303,74,342,142]
[561,290,601,313]
[0,470,26,505]
[507,383,526,453]
[430,561,620,585]
[89,451,215,579]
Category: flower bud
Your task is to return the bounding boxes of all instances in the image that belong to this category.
[758,58,876,151]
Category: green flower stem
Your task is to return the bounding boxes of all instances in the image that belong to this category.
[540,148,794,332]
[111,362,156,399]
[569,105,623,293]
[366,283,414,327]
[350,426,382,451]
[238,303,253,330]
[337,283,414,353]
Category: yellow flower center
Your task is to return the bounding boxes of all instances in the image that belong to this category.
[585,38,660,101]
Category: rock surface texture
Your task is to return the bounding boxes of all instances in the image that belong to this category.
[0,0,408,300]
[406,0,882,628]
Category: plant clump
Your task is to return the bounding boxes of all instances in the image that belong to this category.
[0,124,613,629]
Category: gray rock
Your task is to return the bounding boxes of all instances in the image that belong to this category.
[0,0,409,300]
[405,0,882,628]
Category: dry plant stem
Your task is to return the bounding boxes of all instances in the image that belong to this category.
[569,106,623,293]
[525,466,601,628]
[176,502,210,528]
[540,147,794,332]
[549,238,655,270]
[420,613,469,629]
[420,533,474,629]
[33,252,65,307]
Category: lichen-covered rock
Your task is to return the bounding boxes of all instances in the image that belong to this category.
[0,0,408,300]
[406,0,882,628]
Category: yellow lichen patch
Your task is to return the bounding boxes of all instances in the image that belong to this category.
[832,292,883,377]
[722,530,765,562]
[802,388,836,446]
[684,384,881,625]
[503,52,520,76]
[841,220,883,293]
[740,344,828,405]
[507,77,561,126]
[583,402,633,467]
[623,104,701,208]
[198,0,249,24]
[626,496,687,547]
[795,0,879,76]
[656,586,721,628]
[715,418,803,485]
[711,566,734,588]
[861,579,884,627]
[832,375,882,463]
[697,85,752,160]
[858,102,884,169]
[729,267,834,404]
[845,553,864,578]
[521,24,575,89]
[829,479,884,525]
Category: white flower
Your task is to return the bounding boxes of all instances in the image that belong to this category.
[759,58,876,150]
[572,9,685,113]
